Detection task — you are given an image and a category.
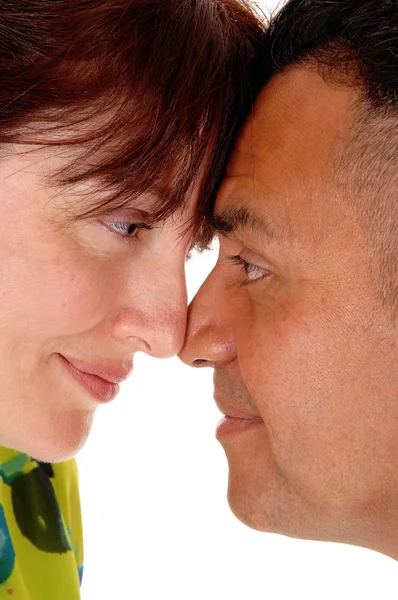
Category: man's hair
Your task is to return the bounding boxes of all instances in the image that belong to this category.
[0,0,264,235]
[264,0,398,314]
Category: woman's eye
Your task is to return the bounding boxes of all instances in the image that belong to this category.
[228,254,269,283]
[103,221,151,238]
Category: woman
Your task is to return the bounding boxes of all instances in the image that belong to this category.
[0,0,263,597]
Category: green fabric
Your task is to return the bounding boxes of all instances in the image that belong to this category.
[0,447,83,598]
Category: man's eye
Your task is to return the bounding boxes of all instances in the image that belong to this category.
[103,222,152,238]
[228,254,269,283]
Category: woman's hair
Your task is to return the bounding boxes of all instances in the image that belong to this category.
[0,0,265,234]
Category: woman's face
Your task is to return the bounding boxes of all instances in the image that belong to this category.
[0,144,196,461]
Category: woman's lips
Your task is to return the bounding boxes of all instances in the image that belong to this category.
[57,354,121,403]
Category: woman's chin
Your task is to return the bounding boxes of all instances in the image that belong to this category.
[1,408,95,463]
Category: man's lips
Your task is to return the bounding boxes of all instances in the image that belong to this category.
[214,394,263,440]
[214,395,262,420]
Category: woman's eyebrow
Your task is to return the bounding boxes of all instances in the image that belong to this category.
[210,205,277,242]
[57,176,170,213]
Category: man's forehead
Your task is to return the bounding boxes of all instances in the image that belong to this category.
[227,65,359,176]
[212,66,364,248]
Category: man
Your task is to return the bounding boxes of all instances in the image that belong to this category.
[180,0,398,559]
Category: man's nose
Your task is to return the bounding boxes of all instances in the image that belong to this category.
[110,267,188,359]
[179,267,236,368]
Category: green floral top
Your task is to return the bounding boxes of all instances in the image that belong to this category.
[0,447,83,598]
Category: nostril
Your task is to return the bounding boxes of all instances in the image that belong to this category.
[193,358,208,366]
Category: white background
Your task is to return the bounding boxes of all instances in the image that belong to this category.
[77,1,398,598]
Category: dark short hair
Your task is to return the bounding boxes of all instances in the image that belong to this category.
[265,0,398,107]
[264,0,398,313]
[0,0,265,235]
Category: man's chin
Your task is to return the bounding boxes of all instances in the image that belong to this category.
[223,431,282,532]
[227,496,266,531]
[225,466,318,539]
[226,471,274,533]
[227,486,307,538]
[226,476,372,551]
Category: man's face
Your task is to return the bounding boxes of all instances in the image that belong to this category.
[180,67,398,555]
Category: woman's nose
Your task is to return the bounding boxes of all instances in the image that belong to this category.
[110,265,188,358]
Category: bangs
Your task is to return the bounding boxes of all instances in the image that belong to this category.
[0,0,265,235]
[12,85,216,228]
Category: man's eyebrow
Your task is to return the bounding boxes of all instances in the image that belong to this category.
[210,205,276,241]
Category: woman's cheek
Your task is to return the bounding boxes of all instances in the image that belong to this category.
[29,254,114,337]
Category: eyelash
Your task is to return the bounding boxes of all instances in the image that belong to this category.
[228,254,269,283]
[103,221,153,240]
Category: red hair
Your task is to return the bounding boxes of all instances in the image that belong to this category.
[0,0,264,234]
